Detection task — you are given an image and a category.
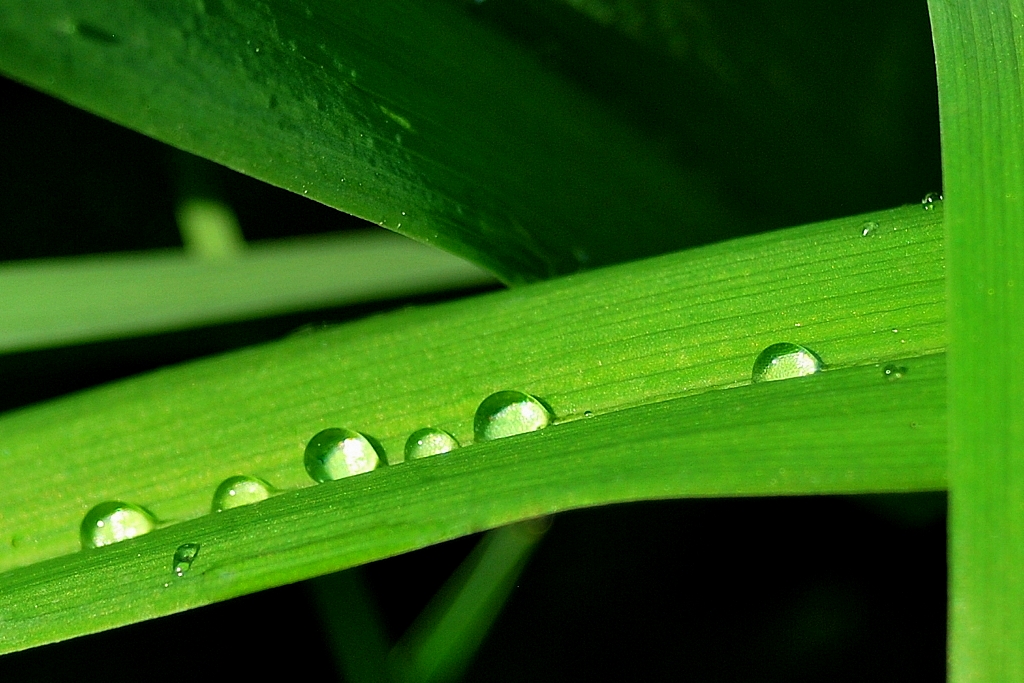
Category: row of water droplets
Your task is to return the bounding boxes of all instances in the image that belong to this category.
[859,192,942,237]
[303,389,552,481]
[78,342,909,574]
[78,390,555,567]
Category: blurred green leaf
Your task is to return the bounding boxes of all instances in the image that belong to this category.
[0,0,742,283]
[0,230,492,353]
[464,0,942,230]
[391,520,548,683]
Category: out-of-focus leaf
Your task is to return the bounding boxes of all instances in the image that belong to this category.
[0,0,741,283]
[0,230,493,353]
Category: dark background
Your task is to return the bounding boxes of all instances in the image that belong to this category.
[0,0,945,679]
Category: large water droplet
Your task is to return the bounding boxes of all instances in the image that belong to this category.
[751,343,823,383]
[404,428,460,460]
[172,542,200,577]
[304,428,382,482]
[80,501,156,549]
[861,220,878,237]
[211,475,273,512]
[921,192,942,210]
[474,391,553,441]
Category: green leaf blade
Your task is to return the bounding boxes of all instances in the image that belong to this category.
[0,204,945,576]
[929,0,1024,679]
[0,204,946,652]
[0,231,494,353]
[0,351,946,655]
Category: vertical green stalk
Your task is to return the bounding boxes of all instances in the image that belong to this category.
[929,1,1024,680]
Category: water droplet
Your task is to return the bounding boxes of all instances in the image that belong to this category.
[474,391,553,441]
[404,428,460,460]
[80,501,156,549]
[583,410,594,418]
[172,542,200,577]
[304,428,382,482]
[883,364,908,381]
[751,343,823,383]
[211,475,273,512]
[861,220,878,236]
[921,192,942,210]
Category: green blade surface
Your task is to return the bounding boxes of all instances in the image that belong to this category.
[0,230,493,353]
[929,1,1024,679]
[0,203,945,651]
[0,0,739,283]
[0,202,944,573]
[0,352,946,655]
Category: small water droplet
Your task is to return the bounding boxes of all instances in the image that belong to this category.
[304,428,382,482]
[883,364,908,381]
[861,220,878,237]
[474,391,553,441]
[751,343,823,383]
[80,501,156,549]
[404,428,460,460]
[211,475,274,512]
[921,192,942,210]
[172,542,201,577]
[583,410,594,418]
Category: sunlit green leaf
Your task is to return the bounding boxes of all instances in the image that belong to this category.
[0,204,944,652]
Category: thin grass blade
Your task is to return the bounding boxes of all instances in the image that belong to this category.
[0,351,946,655]
[0,230,493,353]
[391,520,549,683]
[309,569,394,683]
[928,0,1024,678]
